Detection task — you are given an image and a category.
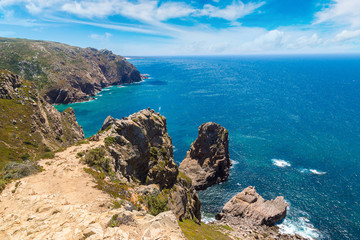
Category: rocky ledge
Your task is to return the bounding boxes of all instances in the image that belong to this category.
[179,122,231,190]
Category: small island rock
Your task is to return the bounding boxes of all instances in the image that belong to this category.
[216,186,288,226]
[179,122,231,190]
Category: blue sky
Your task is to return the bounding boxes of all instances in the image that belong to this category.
[0,0,360,55]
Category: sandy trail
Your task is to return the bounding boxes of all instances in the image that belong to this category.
[0,140,185,240]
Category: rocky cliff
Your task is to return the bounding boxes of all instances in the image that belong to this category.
[0,37,141,104]
[96,109,201,222]
[179,122,231,190]
[0,70,84,187]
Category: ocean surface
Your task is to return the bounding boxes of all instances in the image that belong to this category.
[56,55,360,240]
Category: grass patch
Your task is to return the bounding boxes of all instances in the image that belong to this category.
[75,139,89,146]
[40,152,55,159]
[83,167,129,199]
[178,220,232,240]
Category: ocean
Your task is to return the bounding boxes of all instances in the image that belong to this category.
[55,55,360,239]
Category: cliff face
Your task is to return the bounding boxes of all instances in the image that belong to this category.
[98,109,201,221]
[179,122,231,190]
[0,70,84,179]
[0,37,141,104]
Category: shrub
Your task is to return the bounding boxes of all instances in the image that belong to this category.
[3,161,41,179]
[20,153,31,161]
[84,148,111,173]
[146,193,169,216]
[76,151,85,158]
[104,137,116,147]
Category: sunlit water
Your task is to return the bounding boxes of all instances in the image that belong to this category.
[56,55,360,240]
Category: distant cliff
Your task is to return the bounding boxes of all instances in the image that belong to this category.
[0,37,141,104]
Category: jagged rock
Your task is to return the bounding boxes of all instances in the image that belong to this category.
[101,109,178,188]
[168,173,201,222]
[215,186,288,226]
[179,122,231,190]
[99,109,201,221]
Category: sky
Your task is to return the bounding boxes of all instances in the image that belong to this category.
[0,0,360,55]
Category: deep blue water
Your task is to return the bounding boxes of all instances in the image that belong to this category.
[56,55,360,239]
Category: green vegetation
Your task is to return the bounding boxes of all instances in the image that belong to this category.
[76,151,85,158]
[75,139,89,146]
[1,161,41,180]
[145,192,169,216]
[104,136,116,147]
[83,167,129,199]
[109,214,121,227]
[177,171,192,185]
[83,148,111,173]
[40,152,55,159]
[178,220,232,240]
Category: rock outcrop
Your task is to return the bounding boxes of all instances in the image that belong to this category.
[179,122,231,190]
[215,186,288,226]
[99,109,201,221]
[0,70,84,172]
[0,37,141,104]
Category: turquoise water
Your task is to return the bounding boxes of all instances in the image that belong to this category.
[56,56,360,239]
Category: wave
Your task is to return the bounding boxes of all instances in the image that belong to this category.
[278,217,322,240]
[201,214,216,224]
[300,168,326,175]
[271,159,291,168]
[231,159,239,165]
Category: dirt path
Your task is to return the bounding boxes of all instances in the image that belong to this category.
[0,140,185,240]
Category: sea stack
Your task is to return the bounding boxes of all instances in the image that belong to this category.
[179,122,231,190]
[215,186,288,226]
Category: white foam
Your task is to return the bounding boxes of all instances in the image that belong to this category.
[278,217,322,240]
[201,215,216,224]
[231,159,239,165]
[272,159,291,168]
[309,169,326,175]
[300,168,326,175]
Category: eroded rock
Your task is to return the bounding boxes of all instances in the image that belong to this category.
[215,186,288,226]
[179,122,231,190]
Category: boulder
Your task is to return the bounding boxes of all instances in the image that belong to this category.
[179,122,231,190]
[215,186,288,226]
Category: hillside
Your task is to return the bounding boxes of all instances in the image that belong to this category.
[0,37,141,104]
[0,70,84,190]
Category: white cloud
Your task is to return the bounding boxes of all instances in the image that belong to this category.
[0,0,62,14]
[334,29,360,42]
[90,32,112,40]
[315,0,360,27]
[200,0,265,21]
